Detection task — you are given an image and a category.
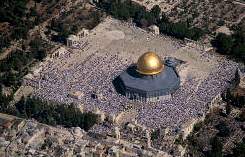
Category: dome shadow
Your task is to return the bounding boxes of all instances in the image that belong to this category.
[126,64,145,78]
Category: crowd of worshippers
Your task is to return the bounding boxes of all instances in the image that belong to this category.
[137,60,237,129]
[25,51,133,115]
[24,47,238,130]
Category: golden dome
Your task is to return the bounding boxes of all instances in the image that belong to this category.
[136,52,164,75]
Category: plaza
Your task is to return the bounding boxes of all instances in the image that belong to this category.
[23,18,238,130]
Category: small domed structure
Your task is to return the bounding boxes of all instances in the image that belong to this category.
[137,52,163,75]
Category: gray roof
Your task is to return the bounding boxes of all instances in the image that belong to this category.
[119,65,180,95]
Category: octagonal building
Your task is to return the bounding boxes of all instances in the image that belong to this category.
[114,52,180,102]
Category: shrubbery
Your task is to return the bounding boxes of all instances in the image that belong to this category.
[15,97,98,131]
[208,136,223,157]
[212,27,245,61]
[96,0,204,40]
[0,87,14,114]
[49,9,102,43]
[224,88,245,108]
[232,138,245,157]
[0,37,47,87]
[151,129,160,140]
[215,122,230,137]
[236,109,245,122]
[0,0,42,51]
[193,121,203,133]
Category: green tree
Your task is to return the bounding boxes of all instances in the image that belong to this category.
[237,109,245,122]
[209,136,223,157]
[150,5,161,19]
[212,33,234,54]
[0,87,13,113]
[14,97,98,131]
[232,139,245,157]
[97,0,204,40]
[1,72,18,87]
[215,121,230,137]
